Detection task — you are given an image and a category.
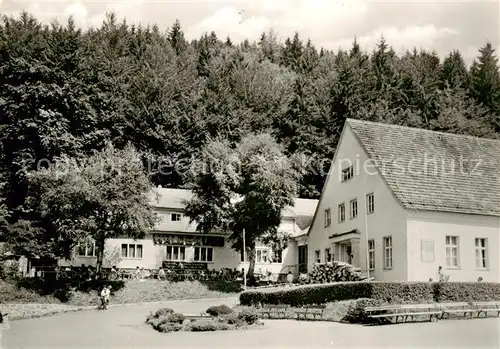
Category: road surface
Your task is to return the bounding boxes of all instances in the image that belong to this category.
[3,298,499,349]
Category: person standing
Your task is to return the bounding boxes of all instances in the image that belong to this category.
[286,271,294,286]
[437,266,445,282]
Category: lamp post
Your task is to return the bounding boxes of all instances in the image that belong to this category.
[243,228,247,290]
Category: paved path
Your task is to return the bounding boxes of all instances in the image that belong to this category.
[2,298,499,349]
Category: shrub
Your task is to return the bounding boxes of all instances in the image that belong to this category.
[157,322,183,333]
[370,282,433,304]
[163,313,186,324]
[13,277,126,303]
[342,298,383,324]
[221,313,246,327]
[206,304,233,316]
[185,320,231,332]
[240,281,500,306]
[240,281,434,306]
[432,282,500,302]
[154,308,174,317]
[237,308,259,325]
[240,282,371,306]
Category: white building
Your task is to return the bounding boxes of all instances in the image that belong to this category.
[305,118,500,282]
[60,188,317,275]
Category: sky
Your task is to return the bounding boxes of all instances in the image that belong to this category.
[0,0,499,64]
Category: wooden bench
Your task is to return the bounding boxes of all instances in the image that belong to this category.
[259,304,288,319]
[473,301,500,318]
[365,304,441,323]
[183,313,213,322]
[295,305,326,321]
[437,302,475,319]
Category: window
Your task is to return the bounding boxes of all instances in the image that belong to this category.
[445,236,459,268]
[194,247,213,262]
[273,250,283,263]
[121,243,143,259]
[383,236,392,269]
[166,245,186,261]
[256,249,269,263]
[78,239,96,257]
[325,248,332,262]
[368,239,375,270]
[171,213,182,221]
[341,165,354,182]
[367,193,375,214]
[324,208,331,227]
[338,203,345,222]
[315,250,320,263]
[350,199,358,219]
[475,238,487,269]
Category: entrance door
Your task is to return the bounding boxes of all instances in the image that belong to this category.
[339,243,352,264]
[298,245,308,273]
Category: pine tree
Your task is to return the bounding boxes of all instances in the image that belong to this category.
[281,32,303,71]
[441,50,469,90]
[470,43,500,118]
[168,19,186,55]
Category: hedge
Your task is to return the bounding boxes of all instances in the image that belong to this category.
[433,282,500,302]
[239,281,500,306]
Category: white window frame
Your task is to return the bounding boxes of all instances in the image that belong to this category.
[121,243,143,259]
[350,199,358,219]
[324,208,331,227]
[315,250,320,263]
[338,203,345,222]
[255,248,270,263]
[341,165,354,182]
[367,193,375,214]
[383,236,393,270]
[445,235,459,268]
[165,245,186,261]
[78,239,96,257]
[475,238,487,269]
[171,213,182,222]
[194,246,213,262]
[368,239,375,270]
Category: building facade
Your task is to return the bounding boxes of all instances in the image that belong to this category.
[60,188,318,275]
[304,118,500,282]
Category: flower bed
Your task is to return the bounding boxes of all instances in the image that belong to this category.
[146,304,261,333]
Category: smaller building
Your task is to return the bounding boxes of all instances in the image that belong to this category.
[60,188,318,274]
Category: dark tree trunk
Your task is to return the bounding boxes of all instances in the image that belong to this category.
[96,238,105,275]
[246,248,257,286]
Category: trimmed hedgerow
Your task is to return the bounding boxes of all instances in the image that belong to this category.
[432,282,500,302]
[240,281,500,306]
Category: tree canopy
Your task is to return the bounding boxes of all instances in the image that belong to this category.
[184,133,303,282]
[1,12,499,260]
[4,143,157,269]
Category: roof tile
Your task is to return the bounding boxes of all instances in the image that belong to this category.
[347,118,500,216]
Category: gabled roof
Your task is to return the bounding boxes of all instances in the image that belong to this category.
[151,187,318,221]
[150,188,192,210]
[347,118,500,216]
[282,198,319,218]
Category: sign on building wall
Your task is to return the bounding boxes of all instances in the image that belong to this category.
[153,234,225,247]
[421,239,435,263]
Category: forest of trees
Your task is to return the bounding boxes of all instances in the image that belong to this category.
[1,11,500,229]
